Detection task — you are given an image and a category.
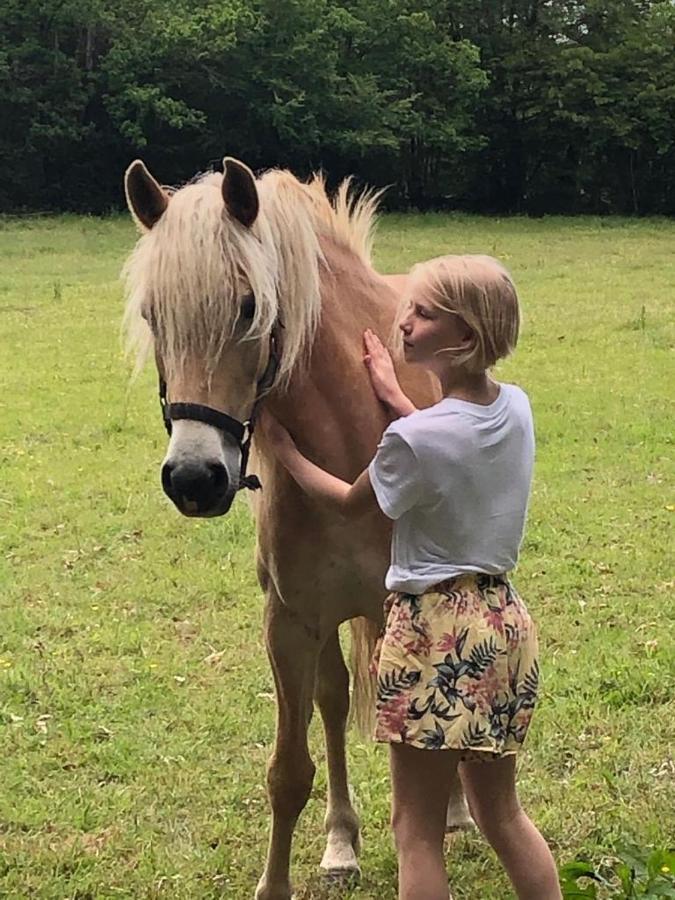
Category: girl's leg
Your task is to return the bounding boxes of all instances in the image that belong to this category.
[389,743,460,900]
[460,755,562,900]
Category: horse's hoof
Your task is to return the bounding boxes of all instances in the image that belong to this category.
[320,833,361,883]
[319,863,361,885]
[446,800,475,833]
[445,815,476,834]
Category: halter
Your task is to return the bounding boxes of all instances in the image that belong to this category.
[158,325,282,491]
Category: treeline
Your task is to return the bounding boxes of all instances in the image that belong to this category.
[2,0,675,214]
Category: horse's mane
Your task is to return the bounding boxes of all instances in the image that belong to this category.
[122,168,382,387]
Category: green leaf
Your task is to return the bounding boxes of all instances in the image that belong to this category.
[647,849,675,882]
[559,861,601,881]
[616,861,635,893]
[559,860,600,899]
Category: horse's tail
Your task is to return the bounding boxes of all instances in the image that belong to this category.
[348,616,381,735]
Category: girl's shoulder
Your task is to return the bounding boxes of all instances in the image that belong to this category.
[500,381,531,402]
[386,401,475,455]
[500,382,534,419]
[386,383,533,451]
[387,399,461,434]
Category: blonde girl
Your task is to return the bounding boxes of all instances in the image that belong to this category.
[261,255,561,900]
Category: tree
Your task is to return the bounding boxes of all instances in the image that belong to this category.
[0,0,674,213]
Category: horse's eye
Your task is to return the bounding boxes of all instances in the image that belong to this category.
[240,293,256,320]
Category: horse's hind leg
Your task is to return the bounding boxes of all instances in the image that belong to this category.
[314,631,361,880]
[255,595,319,900]
[447,766,474,832]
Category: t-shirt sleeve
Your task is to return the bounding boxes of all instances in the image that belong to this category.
[368,427,423,520]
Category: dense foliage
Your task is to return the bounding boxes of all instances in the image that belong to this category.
[2,0,675,213]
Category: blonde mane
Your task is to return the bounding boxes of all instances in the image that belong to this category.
[122,169,382,387]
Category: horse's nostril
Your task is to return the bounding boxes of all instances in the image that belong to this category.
[161,461,174,495]
[208,462,227,492]
[161,460,229,506]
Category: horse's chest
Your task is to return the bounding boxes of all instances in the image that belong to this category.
[261,515,389,623]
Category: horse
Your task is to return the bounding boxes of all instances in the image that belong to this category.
[122,157,471,900]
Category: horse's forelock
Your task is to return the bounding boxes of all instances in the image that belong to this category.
[123,168,380,387]
[123,174,276,377]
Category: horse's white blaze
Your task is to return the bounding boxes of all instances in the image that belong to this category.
[165,419,224,463]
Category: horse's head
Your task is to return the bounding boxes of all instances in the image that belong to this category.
[123,158,283,517]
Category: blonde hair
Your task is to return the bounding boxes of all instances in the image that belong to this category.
[122,169,381,386]
[396,254,520,373]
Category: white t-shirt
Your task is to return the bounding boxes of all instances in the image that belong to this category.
[368,383,534,593]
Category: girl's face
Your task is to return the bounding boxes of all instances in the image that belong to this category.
[398,293,473,371]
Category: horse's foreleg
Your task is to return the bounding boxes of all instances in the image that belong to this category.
[314,631,361,880]
[255,596,319,900]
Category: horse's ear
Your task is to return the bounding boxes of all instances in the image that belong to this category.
[222,157,259,228]
[124,160,169,231]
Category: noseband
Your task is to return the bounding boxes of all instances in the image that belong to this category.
[158,326,281,491]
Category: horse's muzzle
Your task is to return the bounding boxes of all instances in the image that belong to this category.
[161,460,234,517]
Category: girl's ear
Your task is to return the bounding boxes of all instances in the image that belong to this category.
[460,321,475,347]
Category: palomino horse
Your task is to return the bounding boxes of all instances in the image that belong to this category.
[123,158,471,899]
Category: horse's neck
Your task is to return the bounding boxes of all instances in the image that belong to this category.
[269,239,438,480]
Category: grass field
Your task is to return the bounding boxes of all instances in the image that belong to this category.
[1,212,673,899]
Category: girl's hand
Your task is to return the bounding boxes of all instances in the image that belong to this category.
[258,409,299,465]
[363,329,402,405]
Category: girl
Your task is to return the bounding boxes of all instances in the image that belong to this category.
[260,255,561,900]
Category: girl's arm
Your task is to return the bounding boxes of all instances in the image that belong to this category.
[259,411,380,519]
[363,329,417,418]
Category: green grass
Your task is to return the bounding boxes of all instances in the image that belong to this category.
[1,213,673,899]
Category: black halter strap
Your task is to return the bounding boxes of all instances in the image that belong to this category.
[158,326,281,491]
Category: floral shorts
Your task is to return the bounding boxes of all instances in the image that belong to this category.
[372,574,539,757]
